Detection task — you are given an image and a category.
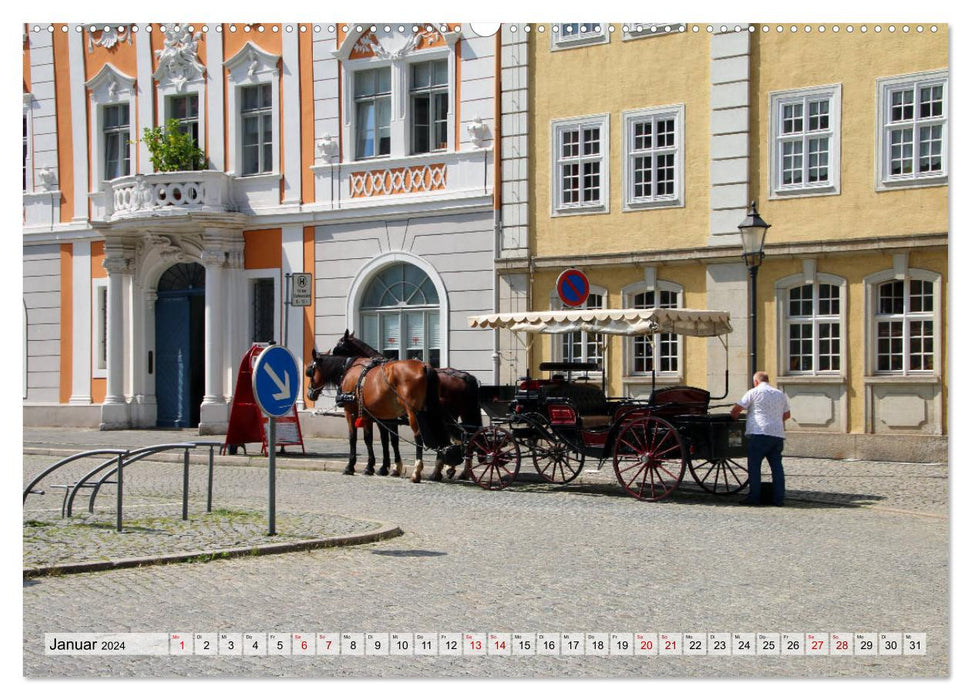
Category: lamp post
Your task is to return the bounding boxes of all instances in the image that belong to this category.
[738,201,771,379]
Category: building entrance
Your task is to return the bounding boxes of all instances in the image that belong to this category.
[155,263,205,428]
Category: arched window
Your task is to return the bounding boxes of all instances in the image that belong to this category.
[775,271,846,377]
[865,268,940,375]
[622,281,683,377]
[360,263,441,366]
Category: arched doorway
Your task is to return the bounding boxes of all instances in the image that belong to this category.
[359,262,441,366]
[155,263,205,427]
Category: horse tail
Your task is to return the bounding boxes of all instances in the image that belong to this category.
[462,372,483,429]
[416,364,450,450]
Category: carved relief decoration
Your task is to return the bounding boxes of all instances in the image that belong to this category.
[88,25,134,53]
[349,26,444,61]
[315,134,340,164]
[153,24,205,92]
[467,117,490,149]
[349,163,447,198]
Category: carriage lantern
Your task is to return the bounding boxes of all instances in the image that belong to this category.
[738,201,771,378]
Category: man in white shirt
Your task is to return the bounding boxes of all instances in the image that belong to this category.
[730,371,791,506]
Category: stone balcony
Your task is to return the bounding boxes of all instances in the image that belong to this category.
[91,171,237,225]
[310,149,494,215]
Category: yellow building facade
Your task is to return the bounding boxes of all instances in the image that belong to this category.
[496,24,947,460]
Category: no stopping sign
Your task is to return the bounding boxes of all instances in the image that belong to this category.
[556,268,590,307]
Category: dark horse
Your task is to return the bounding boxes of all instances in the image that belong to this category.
[306,350,451,483]
[332,330,482,481]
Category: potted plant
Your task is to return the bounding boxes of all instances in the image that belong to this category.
[141,119,207,172]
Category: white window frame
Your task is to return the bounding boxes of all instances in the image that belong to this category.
[336,29,459,164]
[865,268,941,377]
[876,69,948,190]
[245,270,280,345]
[775,272,847,379]
[622,104,684,210]
[161,91,205,153]
[353,66,393,160]
[23,93,33,192]
[769,84,841,198]
[621,280,684,381]
[549,286,607,379]
[623,23,685,40]
[92,279,108,378]
[551,113,610,216]
[85,64,137,187]
[550,23,610,50]
[409,58,450,156]
[224,42,281,179]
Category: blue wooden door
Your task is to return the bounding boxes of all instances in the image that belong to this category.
[155,295,191,427]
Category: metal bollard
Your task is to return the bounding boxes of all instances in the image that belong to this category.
[116,453,124,532]
[207,445,214,513]
[182,448,190,521]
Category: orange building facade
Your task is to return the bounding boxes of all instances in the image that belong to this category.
[23,23,499,432]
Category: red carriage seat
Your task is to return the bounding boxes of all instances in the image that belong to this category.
[648,386,711,418]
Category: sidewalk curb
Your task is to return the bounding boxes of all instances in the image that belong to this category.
[23,523,403,579]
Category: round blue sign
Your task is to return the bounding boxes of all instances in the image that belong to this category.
[556,268,590,307]
[252,346,300,417]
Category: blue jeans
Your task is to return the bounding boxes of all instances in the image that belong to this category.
[746,434,785,505]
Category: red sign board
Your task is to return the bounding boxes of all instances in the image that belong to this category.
[556,268,590,307]
[223,344,305,455]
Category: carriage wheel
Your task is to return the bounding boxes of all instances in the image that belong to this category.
[689,457,749,495]
[465,426,521,490]
[530,436,585,484]
[612,416,686,501]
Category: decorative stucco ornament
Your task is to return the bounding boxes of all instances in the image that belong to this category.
[154,24,206,93]
[88,25,133,53]
[467,117,490,148]
[315,134,340,164]
[37,168,57,190]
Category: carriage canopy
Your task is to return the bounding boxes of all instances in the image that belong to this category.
[467,308,732,337]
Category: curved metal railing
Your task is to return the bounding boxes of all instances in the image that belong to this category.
[24,442,220,532]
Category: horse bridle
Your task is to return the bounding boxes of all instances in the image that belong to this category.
[305,354,356,402]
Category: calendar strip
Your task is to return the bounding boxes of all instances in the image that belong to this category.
[44,632,928,656]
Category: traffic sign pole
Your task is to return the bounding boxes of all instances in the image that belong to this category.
[268,417,276,536]
[251,345,299,537]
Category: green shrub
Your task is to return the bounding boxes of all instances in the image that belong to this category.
[141,119,207,172]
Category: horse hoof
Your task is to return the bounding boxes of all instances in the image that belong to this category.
[411,475,422,484]
[445,467,456,480]
[377,467,389,477]
[364,467,375,476]
[391,470,402,478]
[343,467,355,476]
[430,472,443,482]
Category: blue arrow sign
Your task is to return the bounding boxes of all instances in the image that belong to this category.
[252,345,300,418]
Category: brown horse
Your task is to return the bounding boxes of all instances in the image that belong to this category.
[331,330,482,480]
[306,349,450,483]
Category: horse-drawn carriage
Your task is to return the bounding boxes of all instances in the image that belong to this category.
[463,308,749,501]
[307,307,748,501]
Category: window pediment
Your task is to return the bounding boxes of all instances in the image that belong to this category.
[85,64,136,102]
[334,25,459,62]
[224,41,280,82]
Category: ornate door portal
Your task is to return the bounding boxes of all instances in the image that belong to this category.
[155,263,205,428]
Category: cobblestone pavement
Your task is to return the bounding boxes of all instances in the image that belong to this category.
[22,429,949,679]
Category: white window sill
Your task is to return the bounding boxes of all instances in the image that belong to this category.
[777,374,846,385]
[876,175,947,192]
[863,374,940,384]
[623,197,683,212]
[769,184,839,200]
[234,171,280,182]
[623,375,683,385]
[552,204,608,218]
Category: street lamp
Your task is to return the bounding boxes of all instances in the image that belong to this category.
[738,201,771,379]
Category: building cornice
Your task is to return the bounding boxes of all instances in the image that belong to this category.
[495,233,949,273]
